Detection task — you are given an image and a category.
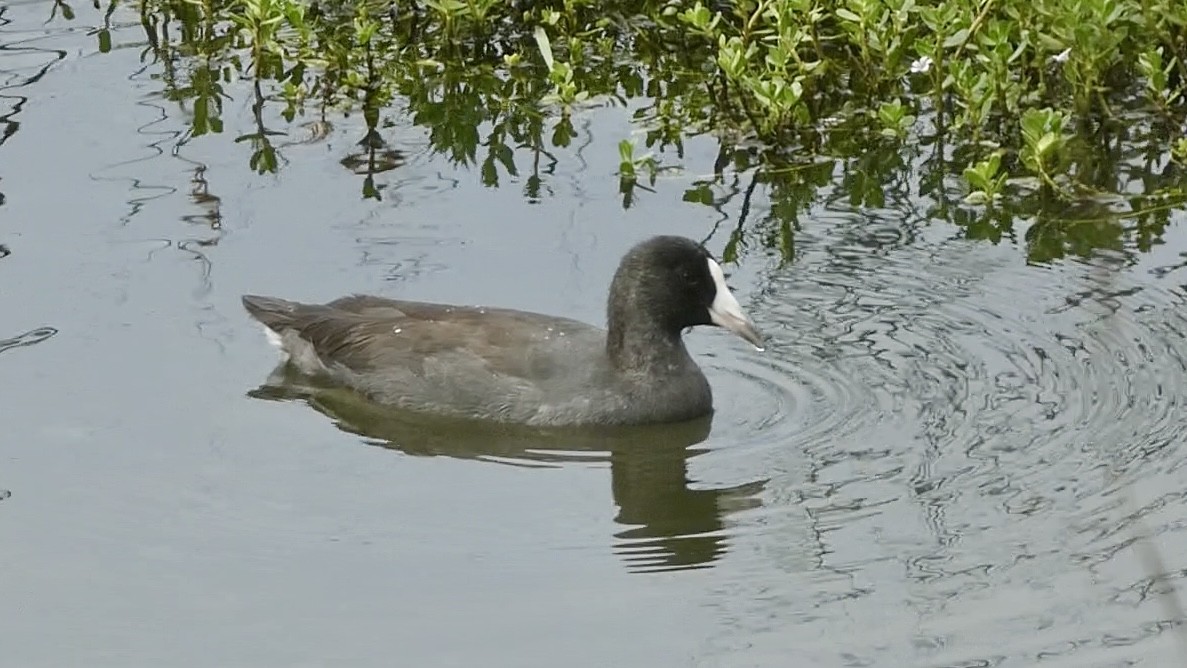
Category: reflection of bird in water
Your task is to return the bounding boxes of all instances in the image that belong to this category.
[249,366,766,573]
[610,441,764,573]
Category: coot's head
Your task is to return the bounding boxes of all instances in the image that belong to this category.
[607,236,763,349]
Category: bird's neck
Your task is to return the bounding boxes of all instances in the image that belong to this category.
[605,320,693,375]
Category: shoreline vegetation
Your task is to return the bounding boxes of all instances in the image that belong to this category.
[59,0,1187,262]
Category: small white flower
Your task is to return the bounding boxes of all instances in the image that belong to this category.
[909,56,933,74]
[1050,48,1071,64]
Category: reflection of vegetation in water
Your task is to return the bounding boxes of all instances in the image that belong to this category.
[63,0,1187,262]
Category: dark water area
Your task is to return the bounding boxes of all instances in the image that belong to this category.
[5,2,1187,666]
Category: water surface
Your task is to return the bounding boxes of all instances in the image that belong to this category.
[4,3,1187,666]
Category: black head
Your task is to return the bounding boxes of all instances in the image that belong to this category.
[606,236,763,354]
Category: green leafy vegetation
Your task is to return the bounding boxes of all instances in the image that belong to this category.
[56,0,1187,262]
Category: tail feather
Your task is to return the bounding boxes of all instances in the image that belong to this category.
[241,294,341,373]
[241,294,303,330]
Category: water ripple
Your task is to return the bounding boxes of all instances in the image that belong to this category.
[697,212,1187,666]
[247,377,767,574]
[0,326,57,355]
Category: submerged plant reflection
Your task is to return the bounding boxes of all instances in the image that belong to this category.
[66,0,1187,262]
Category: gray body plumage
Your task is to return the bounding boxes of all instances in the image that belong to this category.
[241,294,712,426]
[241,236,762,427]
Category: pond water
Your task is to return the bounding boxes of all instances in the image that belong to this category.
[5,2,1187,666]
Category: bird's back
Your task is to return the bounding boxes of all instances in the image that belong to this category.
[242,294,685,425]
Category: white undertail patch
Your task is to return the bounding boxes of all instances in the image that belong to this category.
[257,323,330,374]
[262,326,285,351]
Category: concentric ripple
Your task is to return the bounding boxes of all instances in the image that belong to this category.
[712,218,1187,486]
[693,212,1187,666]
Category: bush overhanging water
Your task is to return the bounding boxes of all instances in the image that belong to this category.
[61,0,1187,261]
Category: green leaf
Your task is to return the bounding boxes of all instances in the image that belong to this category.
[551,117,575,148]
[682,184,715,205]
[963,167,990,190]
[1036,133,1058,157]
[943,28,969,48]
[835,8,861,22]
[985,153,1002,176]
[533,26,554,70]
[494,143,517,177]
[481,155,498,187]
[618,139,633,163]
